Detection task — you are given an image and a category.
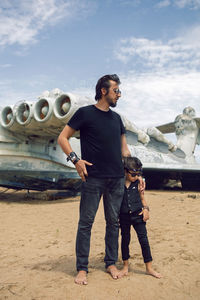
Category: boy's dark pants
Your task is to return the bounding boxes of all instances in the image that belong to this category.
[76,177,125,272]
[120,212,152,263]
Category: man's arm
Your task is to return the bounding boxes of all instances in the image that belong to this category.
[57,125,92,181]
[57,125,76,155]
[121,134,145,192]
[121,134,131,157]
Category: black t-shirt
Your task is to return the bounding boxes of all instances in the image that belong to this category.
[68,105,126,178]
[120,180,142,214]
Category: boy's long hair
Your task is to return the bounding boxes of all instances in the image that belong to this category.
[123,156,142,170]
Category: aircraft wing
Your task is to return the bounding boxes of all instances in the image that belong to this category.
[126,129,185,158]
[125,130,138,146]
[194,117,200,127]
[156,122,176,134]
[195,118,200,145]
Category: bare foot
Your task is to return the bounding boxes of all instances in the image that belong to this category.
[146,268,162,279]
[120,266,129,277]
[74,270,88,285]
[107,265,121,279]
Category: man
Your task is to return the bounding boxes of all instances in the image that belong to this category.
[58,74,131,285]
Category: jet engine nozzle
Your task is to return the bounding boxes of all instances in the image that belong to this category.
[54,94,71,116]
[53,93,77,124]
[16,102,33,125]
[34,98,53,123]
[0,106,15,128]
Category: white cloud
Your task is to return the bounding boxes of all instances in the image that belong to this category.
[156,0,200,9]
[0,79,37,109]
[0,64,12,68]
[118,0,141,6]
[0,0,96,47]
[116,71,200,128]
[115,70,200,158]
[114,25,200,130]
[156,0,171,8]
[175,0,200,9]
[114,26,200,72]
[106,0,141,6]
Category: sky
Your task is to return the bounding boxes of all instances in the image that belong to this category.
[0,0,200,154]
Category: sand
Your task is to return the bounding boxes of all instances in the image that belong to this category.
[0,188,200,300]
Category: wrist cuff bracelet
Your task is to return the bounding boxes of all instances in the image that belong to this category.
[143,206,150,211]
[67,151,80,165]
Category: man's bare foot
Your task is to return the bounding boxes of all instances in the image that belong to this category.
[146,268,162,279]
[74,270,88,285]
[107,265,122,279]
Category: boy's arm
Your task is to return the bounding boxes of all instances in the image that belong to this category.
[138,189,149,222]
[138,176,145,193]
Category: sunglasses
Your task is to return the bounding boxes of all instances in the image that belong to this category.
[113,88,121,95]
[126,168,143,177]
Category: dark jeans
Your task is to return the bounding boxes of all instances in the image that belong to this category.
[120,212,152,263]
[76,177,125,272]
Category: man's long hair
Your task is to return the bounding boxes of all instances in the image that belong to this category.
[95,74,121,101]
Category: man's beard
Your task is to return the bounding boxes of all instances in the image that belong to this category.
[106,97,117,108]
[109,102,117,107]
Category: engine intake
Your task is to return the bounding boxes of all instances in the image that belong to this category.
[34,98,53,123]
[53,93,77,123]
[0,106,14,128]
[16,102,33,125]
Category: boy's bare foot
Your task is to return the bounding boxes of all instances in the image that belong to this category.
[120,266,129,277]
[119,260,129,277]
[74,270,88,285]
[107,265,122,279]
[145,261,162,278]
[146,268,162,279]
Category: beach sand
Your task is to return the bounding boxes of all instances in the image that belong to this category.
[0,188,200,300]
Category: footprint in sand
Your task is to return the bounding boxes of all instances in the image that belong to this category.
[195,280,200,287]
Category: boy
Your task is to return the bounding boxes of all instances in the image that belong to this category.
[119,157,162,278]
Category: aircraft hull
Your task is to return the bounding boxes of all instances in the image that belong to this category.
[1,88,200,191]
[0,155,81,191]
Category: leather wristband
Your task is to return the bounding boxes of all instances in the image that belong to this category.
[143,206,150,211]
[67,151,80,165]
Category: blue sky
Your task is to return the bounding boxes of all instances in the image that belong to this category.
[0,0,200,138]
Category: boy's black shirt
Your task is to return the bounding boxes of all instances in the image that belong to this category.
[120,180,142,214]
[68,105,126,178]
